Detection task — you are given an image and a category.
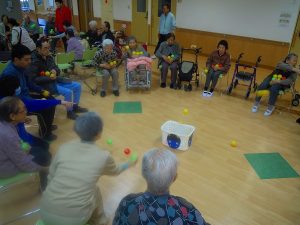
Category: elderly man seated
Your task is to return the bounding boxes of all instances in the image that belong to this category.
[113,148,211,225]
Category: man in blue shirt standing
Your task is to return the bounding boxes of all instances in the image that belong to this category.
[153,3,176,56]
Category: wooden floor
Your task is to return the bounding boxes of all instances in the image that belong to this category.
[1,48,300,225]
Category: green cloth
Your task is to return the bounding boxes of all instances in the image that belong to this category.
[245,152,299,179]
[113,101,142,114]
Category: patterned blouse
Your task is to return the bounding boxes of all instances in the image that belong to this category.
[93,48,118,67]
[113,192,207,225]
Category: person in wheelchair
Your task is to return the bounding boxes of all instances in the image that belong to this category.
[202,40,231,97]
[155,33,181,89]
[252,53,299,116]
[124,36,151,85]
[93,39,120,97]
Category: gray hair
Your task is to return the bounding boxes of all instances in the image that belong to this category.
[102,39,114,47]
[89,20,97,29]
[142,148,178,194]
[0,96,22,122]
[284,53,298,63]
[74,112,103,142]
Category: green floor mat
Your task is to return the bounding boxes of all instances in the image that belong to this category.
[113,101,142,114]
[244,152,299,179]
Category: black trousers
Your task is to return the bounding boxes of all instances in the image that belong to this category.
[30,135,52,191]
[154,33,170,54]
[29,94,56,138]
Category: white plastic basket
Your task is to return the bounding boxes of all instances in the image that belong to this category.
[161,120,195,151]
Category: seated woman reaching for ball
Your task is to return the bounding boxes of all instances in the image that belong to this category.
[40,112,137,225]
[252,53,299,116]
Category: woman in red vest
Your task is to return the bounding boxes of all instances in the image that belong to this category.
[54,0,72,52]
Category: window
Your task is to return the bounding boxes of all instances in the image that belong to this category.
[48,0,54,8]
[20,0,36,11]
[20,0,30,11]
[137,0,146,13]
[158,0,171,17]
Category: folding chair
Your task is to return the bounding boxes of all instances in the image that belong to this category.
[36,219,89,225]
[56,51,75,71]
[0,62,9,74]
[0,173,41,225]
[0,173,39,193]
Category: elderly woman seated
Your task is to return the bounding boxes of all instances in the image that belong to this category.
[252,53,299,116]
[0,97,50,189]
[40,112,137,225]
[113,148,210,225]
[93,39,120,97]
[155,33,181,89]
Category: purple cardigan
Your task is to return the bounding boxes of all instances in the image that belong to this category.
[0,121,40,178]
[67,37,84,60]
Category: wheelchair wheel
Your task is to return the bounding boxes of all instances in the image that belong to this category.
[295,93,300,100]
[184,84,188,91]
[292,98,299,107]
[227,85,233,95]
[177,81,182,90]
[233,79,238,88]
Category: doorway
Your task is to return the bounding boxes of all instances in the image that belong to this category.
[132,0,149,43]
[150,0,176,45]
[77,0,93,32]
[290,11,300,55]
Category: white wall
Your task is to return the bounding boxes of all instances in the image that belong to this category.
[176,0,300,42]
[93,0,102,18]
[113,0,131,21]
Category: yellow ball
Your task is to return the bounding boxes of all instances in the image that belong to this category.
[125,45,129,50]
[113,61,117,65]
[256,90,270,97]
[183,108,189,115]
[204,68,208,74]
[132,51,136,55]
[230,140,237,147]
[45,71,50,76]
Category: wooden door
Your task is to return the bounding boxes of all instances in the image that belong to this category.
[290,11,300,55]
[150,0,176,45]
[131,0,148,43]
[77,0,93,32]
[101,0,114,31]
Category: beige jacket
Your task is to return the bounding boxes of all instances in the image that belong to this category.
[40,140,127,219]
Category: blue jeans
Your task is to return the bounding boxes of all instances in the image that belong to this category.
[57,81,82,111]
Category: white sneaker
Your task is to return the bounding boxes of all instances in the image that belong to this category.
[264,107,275,116]
[252,105,259,113]
[151,55,156,59]
[202,91,208,97]
[206,91,213,97]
